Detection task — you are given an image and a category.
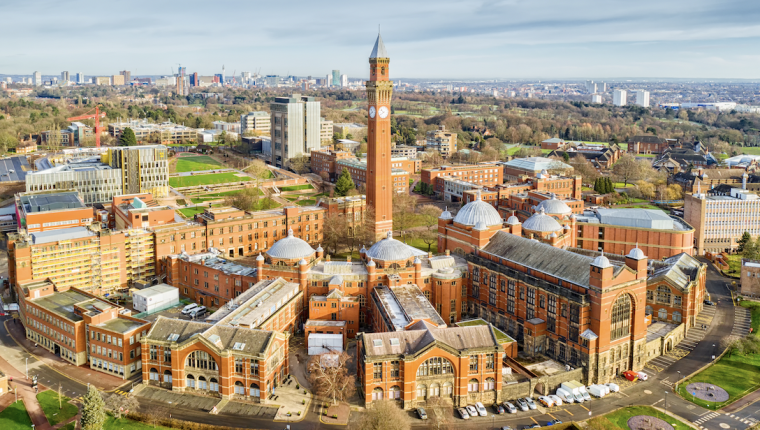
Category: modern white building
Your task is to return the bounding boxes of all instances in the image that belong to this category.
[591,94,603,104]
[132,284,179,314]
[613,89,627,107]
[33,71,41,86]
[270,94,321,168]
[240,111,271,135]
[340,74,348,88]
[635,90,650,107]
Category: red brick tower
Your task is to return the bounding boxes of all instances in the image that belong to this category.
[365,33,393,239]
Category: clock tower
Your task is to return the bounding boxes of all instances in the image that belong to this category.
[365,33,393,239]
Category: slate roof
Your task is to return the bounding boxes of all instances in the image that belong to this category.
[145,316,274,356]
[362,324,498,357]
[629,135,666,144]
[480,231,606,288]
[649,253,702,292]
[370,33,388,58]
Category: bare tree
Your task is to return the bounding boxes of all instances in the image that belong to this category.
[425,396,453,430]
[417,205,442,252]
[289,153,310,174]
[104,393,139,420]
[568,155,600,184]
[322,213,348,256]
[393,193,418,241]
[307,352,355,406]
[612,154,642,186]
[358,400,410,430]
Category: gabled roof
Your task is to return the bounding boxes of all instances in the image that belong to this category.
[362,324,498,357]
[629,135,666,144]
[369,33,388,58]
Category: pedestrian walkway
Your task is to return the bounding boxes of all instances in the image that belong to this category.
[0,353,53,430]
[693,411,721,426]
[645,306,716,375]
[731,307,751,337]
[5,320,127,391]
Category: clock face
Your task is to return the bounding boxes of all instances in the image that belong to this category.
[369,106,376,118]
[378,106,389,118]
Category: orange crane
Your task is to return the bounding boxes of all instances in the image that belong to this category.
[67,105,106,147]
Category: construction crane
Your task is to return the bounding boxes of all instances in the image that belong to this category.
[67,105,106,148]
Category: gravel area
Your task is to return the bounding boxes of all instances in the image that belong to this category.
[685,382,730,402]
[627,415,674,430]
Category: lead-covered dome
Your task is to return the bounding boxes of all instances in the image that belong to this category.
[453,190,503,227]
[592,253,612,269]
[627,246,646,260]
[266,229,316,260]
[366,232,421,261]
[535,194,572,216]
[522,208,562,233]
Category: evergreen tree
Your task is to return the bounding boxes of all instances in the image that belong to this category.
[605,177,614,194]
[80,387,106,430]
[120,127,137,146]
[334,168,355,197]
[738,231,752,252]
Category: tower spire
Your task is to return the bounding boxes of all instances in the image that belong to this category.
[370,33,388,59]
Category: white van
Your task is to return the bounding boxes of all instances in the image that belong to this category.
[555,388,575,404]
[578,386,591,401]
[181,303,199,315]
[189,306,207,318]
[587,385,606,398]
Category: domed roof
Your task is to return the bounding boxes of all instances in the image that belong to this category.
[522,208,562,233]
[627,245,646,260]
[453,190,503,227]
[256,253,264,261]
[473,221,487,231]
[366,232,420,261]
[266,229,315,260]
[367,258,376,267]
[535,194,572,216]
[592,252,613,269]
[440,206,453,220]
[506,215,520,225]
[537,169,549,179]
[316,244,324,253]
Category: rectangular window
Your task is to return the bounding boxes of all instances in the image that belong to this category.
[373,363,382,380]
[485,353,495,370]
[469,355,478,372]
[390,361,400,378]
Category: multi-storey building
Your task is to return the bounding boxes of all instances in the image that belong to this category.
[502,157,573,180]
[270,94,321,168]
[337,158,409,194]
[108,120,198,145]
[212,121,241,134]
[320,119,334,144]
[15,191,94,233]
[310,149,356,181]
[306,289,360,347]
[240,111,271,135]
[391,145,418,158]
[627,135,670,155]
[17,282,150,380]
[141,315,289,402]
[685,185,760,254]
[425,125,458,157]
[421,164,503,195]
[741,259,760,297]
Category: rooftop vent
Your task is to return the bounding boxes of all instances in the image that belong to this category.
[167,333,180,342]
[232,342,246,351]
[372,339,383,348]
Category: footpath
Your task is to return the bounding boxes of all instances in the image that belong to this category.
[0,352,53,430]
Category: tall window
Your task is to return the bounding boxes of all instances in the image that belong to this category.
[417,357,453,376]
[390,361,400,378]
[485,354,494,370]
[656,286,671,304]
[610,294,632,341]
[469,355,478,372]
[186,351,218,371]
[373,363,382,380]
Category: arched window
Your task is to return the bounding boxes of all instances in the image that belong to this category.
[610,294,632,341]
[389,263,401,270]
[198,376,208,390]
[372,387,384,401]
[658,308,668,320]
[163,370,172,383]
[186,374,195,389]
[442,382,453,397]
[417,384,427,399]
[468,379,479,393]
[656,285,671,304]
[484,378,496,390]
[389,385,401,400]
[673,311,682,323]
[406,260,412,267]
[645,305,653,315]
[186,351,218,371]
[416,357,454,376]
[149,368,159,381]
[429,383,440,397]
[250,383,260,397]
[234,381,245,395]
[209,377,219,392]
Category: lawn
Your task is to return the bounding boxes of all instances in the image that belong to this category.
[200,189,262,198]
[37,390,79,426]
[737,146,760,156]
[725,254,742,277]
[296,199,316,206]
[279,184,314,192]
[59,423,76,430]
[405,236,437,254]
[284,196,300,201]
[103,415,172,430]
[178,207,206,218]
[612,182,635,188]
[254,198,281,211]
[741,301,760,333]
[456,318,514,343]
[174,155,224,172]
[0,400,34,430]
[593,405,691,430]
[169,172,251,188]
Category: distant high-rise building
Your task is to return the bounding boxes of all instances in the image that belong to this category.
[32,71,41,86]
[635,90,650,107]
[270,94,321,168]
[61,71,70,83]
[591,94,603,104]
[76,73,85,84]
[332,70,340,87]
[190,72,198,87]
[221,65,225,84]
[613,89,627,107]
[599,82,607,92]
[120,70,131,84]
[340,74,348,87]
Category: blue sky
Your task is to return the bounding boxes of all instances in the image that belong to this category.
[2,0,760,80]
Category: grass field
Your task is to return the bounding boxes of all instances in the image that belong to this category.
[37,390,79,426]
[612,182,635,188]
[284,196,299,201]
[104,416,172,430]
[178,207,206,218]
[590,406,691,430]
[169,172,251,188]
[59,423,76,430]
[296,199,316,206]
[676,302,760,408]
[725,254,742,277]
[0,400,34,430]
[254,198,281,211]
[174,155,224,172]
[279,184,314,191]
[405,236,438,254]
[737,146,760,156]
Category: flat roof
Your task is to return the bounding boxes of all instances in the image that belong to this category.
[30,226,96,244]
[0,156,31,182]
[575,208,689,231]
[374,284,446,331]
[20,192,85,213]
[207,278,299,328]
[96,317,148,334]
[132,284,177,299]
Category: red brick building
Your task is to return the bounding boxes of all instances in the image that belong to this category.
[627,136,670,155]
[421,164,503,195]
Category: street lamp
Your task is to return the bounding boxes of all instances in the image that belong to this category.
[25,358,28,380]
[665,391,668,415]
[676,371,681,391]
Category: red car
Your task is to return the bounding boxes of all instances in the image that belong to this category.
[622,371,638,382]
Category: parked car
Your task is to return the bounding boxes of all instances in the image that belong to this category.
[547,419,563,425]
[475,402,488,417]
[515,398,530,411]
[538,396,554,407]
[189,306,207,318]
[503,402,518,413]
[181,303,199,315]
[457,408,470,419]
[622,370,639,382]
[704,300,715,306]
[524,397,537,410]
[494,404,506,414]
[637,371,649,381]
[555,388,575,403]
[466,405,478,417]
[605,383,620,393]
[522,424,541,429]
[548,395,563,406]
[416,408,427,420]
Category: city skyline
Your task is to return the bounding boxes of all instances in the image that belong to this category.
[2,0,760,79]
